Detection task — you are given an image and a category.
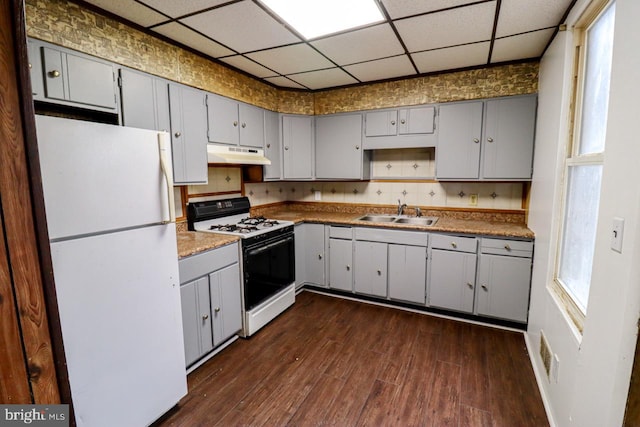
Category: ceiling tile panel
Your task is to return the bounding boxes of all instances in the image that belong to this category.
[153,22,235,57]
[180,1,301,53]
[491,28,556,63]
[411,42,490,73]
[381,0,488,19]
[140,0,229,19]
[310,24,404,66]
[246,44,334,75]
[343,55,415,82]
[220,55,278,78]
[394,2,496,53]
[83,0,168,27]
[288,68,359,90]
[263,76,307,89]
[496,0,572,37]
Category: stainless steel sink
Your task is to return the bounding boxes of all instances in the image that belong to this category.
[393,217,438,226]
[357,214,438,226]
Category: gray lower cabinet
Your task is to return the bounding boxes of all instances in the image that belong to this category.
[388,244,427,304]
[168,83,208,185]
[328,227,353,292]
[436,95,537,180]
[30,40,118,113]
[119,68,170,132]
[179,243,242,367]
[263,110,282,180]
[428,235,478,313]
[315,113,369,179]
[354,240,387,297]
[282,114,314,179]
[295,223,327,288]
[475,238,533,323]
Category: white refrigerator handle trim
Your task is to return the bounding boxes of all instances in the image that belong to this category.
[158,132,176,224]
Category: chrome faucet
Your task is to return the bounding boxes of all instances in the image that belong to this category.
[397,199,407,216]
[415,207,422,217]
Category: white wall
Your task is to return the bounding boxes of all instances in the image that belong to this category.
[527,0,640,425]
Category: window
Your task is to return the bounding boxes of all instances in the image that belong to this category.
[554,0,615,329]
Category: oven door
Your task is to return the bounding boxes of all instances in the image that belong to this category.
[243,231,295,311]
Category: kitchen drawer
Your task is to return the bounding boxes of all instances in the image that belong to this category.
[179,242,239,284]
[480,238,533,258]
[354,227,429,246]
[430,234,477,253]
[329,226,353,239]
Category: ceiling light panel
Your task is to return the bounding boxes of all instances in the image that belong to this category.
[311,24,404,66]
[259,0,384,40]
[381,0,485,20]
[394,2,496,52]
[181,1,301,53]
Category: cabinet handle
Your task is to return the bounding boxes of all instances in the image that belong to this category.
[202,314,209,320]
[467,282,473,289]
[28,63,32,69]
[284,146,289,150]
[473,138,480,143]
[233,121,238,127]
[481,285,488,291]
[242,123,246,128]
[174,131,181,138]
[377,270,382,276]
[487,137,494,143]
[355,145,360,150]
[390,120,396,125]
[504,244,511,251]
[346,265,350,271]
[214,307,221,313]
[48,70,61,78]
[400,119,406,124]
[266,143,271,148]
[318,254,323,260]
[451,242,457,248]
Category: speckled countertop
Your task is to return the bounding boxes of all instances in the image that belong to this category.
[176,231,239,259]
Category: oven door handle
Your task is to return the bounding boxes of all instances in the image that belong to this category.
[245,235,293,256]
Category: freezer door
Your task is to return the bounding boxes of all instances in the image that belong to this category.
[36,115,173,240]
[51,224,186,427]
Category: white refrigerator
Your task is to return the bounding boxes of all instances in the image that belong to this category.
[36,115,187,427]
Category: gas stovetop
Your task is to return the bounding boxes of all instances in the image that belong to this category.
[188,198,293,238]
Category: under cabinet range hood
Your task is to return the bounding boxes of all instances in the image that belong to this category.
[207,144,271,165]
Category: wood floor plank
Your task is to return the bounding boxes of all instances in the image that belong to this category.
[154,292,547,427]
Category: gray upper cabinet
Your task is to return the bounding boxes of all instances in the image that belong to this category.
[169,83,208,185]
[28,40,44,98]
[206,94,264,148]
[263,110,282,180]
[282,114,314,180]
[436,95,537,180]
[363,105,437,149]
[315,113,369,180]
[30,40,118,113]
[119,68,170,132]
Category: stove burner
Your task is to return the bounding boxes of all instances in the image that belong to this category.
[209,224,259,234]
[262,220,279,227]
[209,224,237,232]
[239,216,266,226]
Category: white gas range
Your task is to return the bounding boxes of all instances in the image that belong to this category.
[187,197,295,337]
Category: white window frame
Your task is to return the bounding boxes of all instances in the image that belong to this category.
[552,0,615,333]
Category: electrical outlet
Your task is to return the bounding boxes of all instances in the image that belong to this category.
[469,194,478,206]
[314,190,321,201]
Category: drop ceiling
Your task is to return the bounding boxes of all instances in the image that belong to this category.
[79,0,576,91]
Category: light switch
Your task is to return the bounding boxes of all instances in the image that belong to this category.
[611,217,624,253]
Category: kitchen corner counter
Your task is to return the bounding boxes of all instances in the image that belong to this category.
[255,205,534,239]
[176,231,240,259]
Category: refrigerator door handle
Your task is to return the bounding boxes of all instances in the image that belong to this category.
[158,133,176,224]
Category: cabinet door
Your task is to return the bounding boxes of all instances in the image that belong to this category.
[169,84,208,184]
[210,263,242,347]
[65,52,117,110]
[315,113,363,179]
[294,224,307,288]
[398,106,435,135]
[389,244,427,304]
[120,69,156,130]
[365,110,398,136]
[304,224,326,287]
[180,277,213,367]
[263,110,282,180]
[42,47,65,101]
[436,101,483,179]
[239,103,264,148]
[282,115,313,179]
[206,94,239,145]
[476,254,531,322]
[354,241,387,297]
[329,238,353,292]
[28,41,44,98]
[429,249,477,313]
[482,95,537,179]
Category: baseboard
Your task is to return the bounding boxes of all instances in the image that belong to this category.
[524,332,557,427]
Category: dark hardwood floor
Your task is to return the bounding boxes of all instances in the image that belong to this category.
[157,291,548,427]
